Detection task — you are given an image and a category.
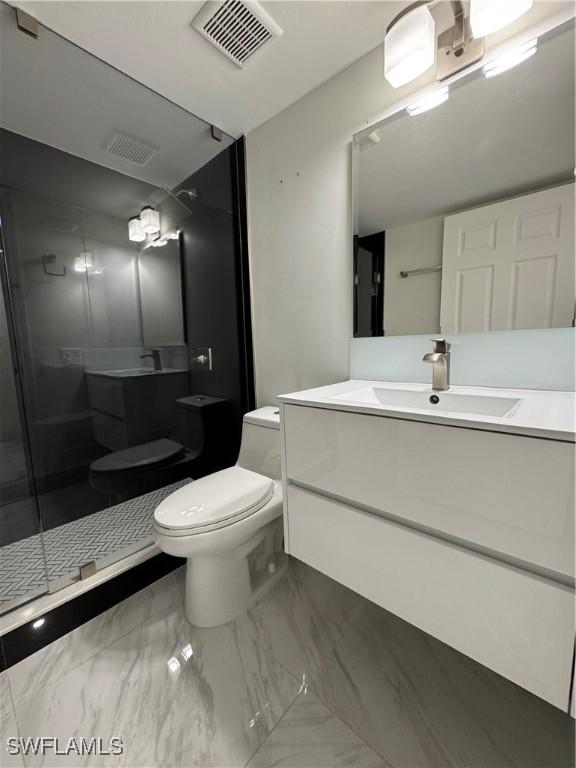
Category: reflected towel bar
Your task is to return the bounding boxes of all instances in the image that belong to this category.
[400,266,442,278]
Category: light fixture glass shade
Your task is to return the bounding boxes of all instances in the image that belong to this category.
[470,0,533,39]
[482,38,537,78]
[384,4,436,89]
[406,86,449,116]
[128,216,146,242]
[140,206,161,234]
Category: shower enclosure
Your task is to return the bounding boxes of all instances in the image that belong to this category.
[0,3,253,615]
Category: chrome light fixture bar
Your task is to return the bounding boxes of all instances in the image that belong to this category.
[436,0,484,81]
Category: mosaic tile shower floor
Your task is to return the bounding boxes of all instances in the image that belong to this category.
[0,480,191,613]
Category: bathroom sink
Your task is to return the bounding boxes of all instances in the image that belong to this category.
[332,386,520,418]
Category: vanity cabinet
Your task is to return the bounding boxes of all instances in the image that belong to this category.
[280,402,575,712]
[87,370,189,450]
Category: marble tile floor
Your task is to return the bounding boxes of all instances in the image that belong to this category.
[0,558,573,768]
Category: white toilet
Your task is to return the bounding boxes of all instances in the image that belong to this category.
[153,406,288,627]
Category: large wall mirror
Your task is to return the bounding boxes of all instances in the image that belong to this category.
[138,239,185,347]
[353,19,575,337]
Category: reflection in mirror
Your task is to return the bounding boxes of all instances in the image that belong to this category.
[138,239,185,347]
[353,20,575,337]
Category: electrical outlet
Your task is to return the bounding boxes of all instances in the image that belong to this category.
[60,347,83,367]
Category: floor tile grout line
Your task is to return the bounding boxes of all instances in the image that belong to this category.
[304,598,371,691]
[302,601,396,767]
[233,578,384,766]
[236,560,372,689]
[240,682,304,768]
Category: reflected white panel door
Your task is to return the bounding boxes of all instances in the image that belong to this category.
[440,184,575,332]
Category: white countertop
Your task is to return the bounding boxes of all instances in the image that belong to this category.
[277,380,576,442]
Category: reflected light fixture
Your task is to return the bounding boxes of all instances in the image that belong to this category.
[142,230,180,250]
[74,252,93,273]
[167,656,181,674]
[180,644,194,661]
[139,206,161,235]
[470,0,533,39]
[482,38,538,78]
[406,85,449,115]
[384,2,436,88]
[32,618,45,629]
[128,216,146,242]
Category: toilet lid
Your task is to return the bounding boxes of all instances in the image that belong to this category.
[153,466,274,532]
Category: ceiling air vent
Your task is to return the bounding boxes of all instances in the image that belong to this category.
[192,1,284,68]
[106,132,157,167]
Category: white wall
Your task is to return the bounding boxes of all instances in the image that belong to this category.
[384,216,443,336]
[245,3,571,406]
[246,46,424,405]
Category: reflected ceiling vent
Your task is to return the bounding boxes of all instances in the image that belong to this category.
[106,132,157,167]
[192,0,284,68]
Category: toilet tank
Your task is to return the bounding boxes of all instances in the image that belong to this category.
[237,406,281,479]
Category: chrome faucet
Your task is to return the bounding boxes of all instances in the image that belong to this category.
[140,348,162,371]
[422,338,450,391]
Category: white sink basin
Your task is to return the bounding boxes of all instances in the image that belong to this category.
[332,386,520,418]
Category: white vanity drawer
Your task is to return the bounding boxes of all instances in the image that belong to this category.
[284,404,575,579]
[286,485,575,710]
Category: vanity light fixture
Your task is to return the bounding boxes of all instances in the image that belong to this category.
[470,0,533,40]
[406,85,449,115]
[128,216,146,242]
[384,2,436,88]
[482,38,538,78]
[140,206,161,235]
[385,0,536,87]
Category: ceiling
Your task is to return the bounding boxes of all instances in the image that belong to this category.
[12,0,407,137]
[0,1,234,189]
[358,21,575,236]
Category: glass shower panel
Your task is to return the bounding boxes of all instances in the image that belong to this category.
[0,2,238,610]
[0,209,48,613]
[1,190,111,594]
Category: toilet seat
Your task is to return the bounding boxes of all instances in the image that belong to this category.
[153,466,274,537]
[91,439,187,474]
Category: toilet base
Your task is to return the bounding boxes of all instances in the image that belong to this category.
[184,539,288,627]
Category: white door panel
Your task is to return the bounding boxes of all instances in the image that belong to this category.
[441,184,575,332]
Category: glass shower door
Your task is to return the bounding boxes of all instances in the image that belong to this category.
[0,209,49,614]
